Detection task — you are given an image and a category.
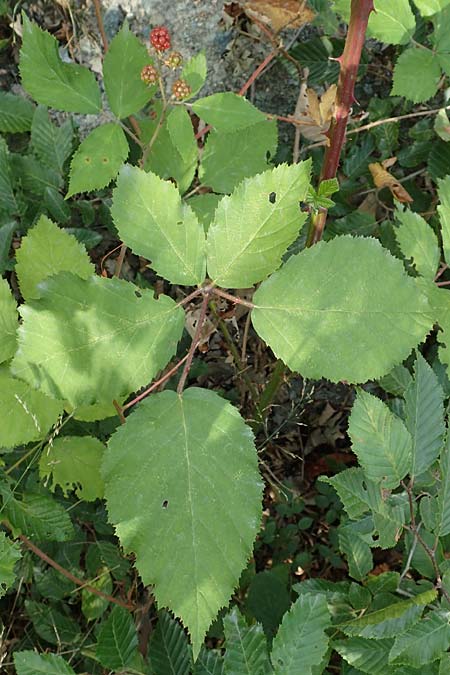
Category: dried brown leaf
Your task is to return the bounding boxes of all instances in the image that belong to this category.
[369,162,413,204]
[244,0,315,32]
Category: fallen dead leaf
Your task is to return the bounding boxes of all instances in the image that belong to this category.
[244,0,315,32]
[294,84,337,143]
[369,161,413,204]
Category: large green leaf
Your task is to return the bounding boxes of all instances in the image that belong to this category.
[340,590,436,638]
[206,162,310,287]
[0,277,17,363]
[103,388,263,658]
[389,610,450,666]
[39,436,105,501]
[348,389,412,489]
[438,176,450,266]
[0,368,63,448]
[392,49,442,103]
[334,637,394,675]
[111,164,206,285]
[66,123,129,197]
[96,606,139,670]
[271,593,331,674]
[103,21,156,118]
[436,434,450,536]
[252,236,431,383]
[0,91,35,132]
[0,531,21,598]
[404,353,445,476]
[149,610,192,675]
[199,120,278,195]
[31,106,73,174]
[192,93,266,132]
[19,15,101,113]
[12,273,184,407]
[15,215,94,301]
[395,209,440,279]
[223,608,270,674]
[14,651,76,675]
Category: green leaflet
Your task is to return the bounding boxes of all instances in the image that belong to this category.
[435,109,450,142]
[1,487,74,541]
[103,388,263,658]
[39,436,105,501]
[14,651,76,675]
[111,164,206,285]
[192,92,266,132]
[194,649,224,674]
[0,138,20,216]
[182,52,207,98]
[436,434,450,536]
[333,0,416,44]
[66,123,129,197]
[252,237,431,383]
[348,389,412,489]
[395,208,440,279]
[438,176,450,267]
[103,21,157,118]
[389,610,450,666]
[0,277,17,363]
[19,15,101,113]
[11,154,61,197]
[223,608,271,674]
[81,569,112,621]
[432,286,450,371]
[414,0,450,14]
[338,522,373,581]
[0,368,63,448]
[206,162,311,287]
[15,215,94,301]
[323,467,381,520]
[334,637,394,675]
[0,532,21,598]
[199,120,278,194]
[96,606,139,670]
[189,194,223,233]
[392,48,442,103]
[271,593,331,674]
[12,273,184,407]
[25,599,80,644]
[31,106,74,174]
[0,91,35,132]
[149,611,192,675]
[404,353,445,476]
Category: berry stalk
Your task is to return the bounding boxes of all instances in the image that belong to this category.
[307,0,374,246]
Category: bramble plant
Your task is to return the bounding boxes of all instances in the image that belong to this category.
[3,0,450,672]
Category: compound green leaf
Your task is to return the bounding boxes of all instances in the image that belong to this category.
[438,176,450,266]
[414,0,450,15]
[66,123,129,197]
[194,648,224,674]
[334,637,394,675]
[14,651,76,675]
[389,610,450,666]
[271,593,331,675]
[12,273,184,407]
[395,208,440,279]
[0,91,35,132]
[96,606,139,670]
[111,164,206,285]
[252,237,431,383]
[436,434,450,536]
[0,368,63,448]
[103,21,156,118]
[405,352,445,476]
[1,487,74,541]
[192,93,266,132]
[0,278,17,363]
[15,215,94,301]
[199,120,278,194]
[39,435,105,501]
[182,51,207,98]
[103,388,263,658]
[31,106,73,174]
[392,48,442,103]
[348,389,412,489]
[149,610,192,675]
[223,608,270,674]
[206,161,311,287]
[19,15,101,113]
[0,532,21,598]
[341,590,436,638]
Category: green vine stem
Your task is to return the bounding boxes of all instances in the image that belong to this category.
[307,0,375,246]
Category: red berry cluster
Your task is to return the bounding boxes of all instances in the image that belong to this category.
[150,26,171,52]
[172,79,191,100]
[140,64,158,85]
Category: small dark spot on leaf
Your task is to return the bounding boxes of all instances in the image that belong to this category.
[102,157,109,163]
[84,157,91,164]
[135,290,142,298]
[162,499,169,509]
[269,192,276,204]
[177,221,182,226]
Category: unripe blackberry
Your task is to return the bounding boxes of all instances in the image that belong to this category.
[172,79,191,100]
[150,26,171,52]
[140,64,158,85]
[165,51,183,69]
